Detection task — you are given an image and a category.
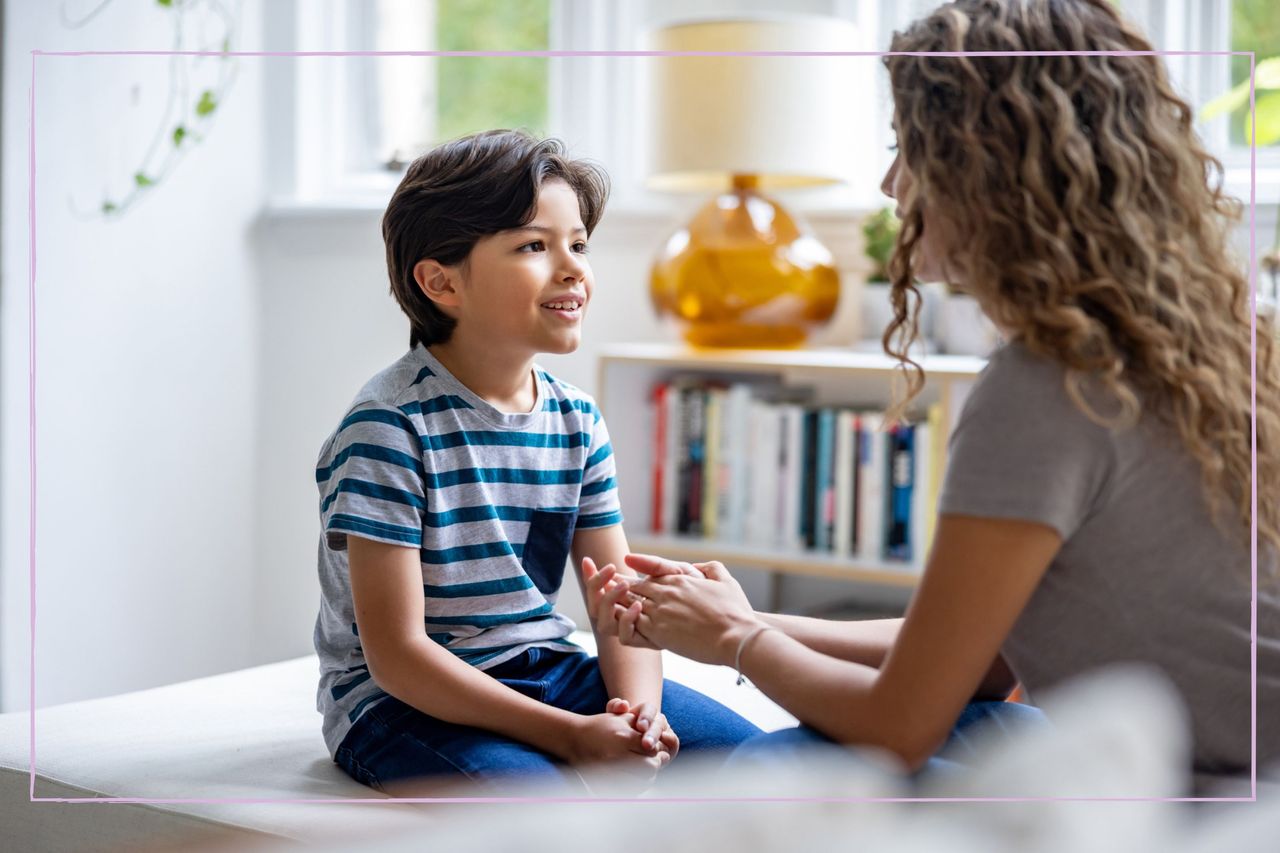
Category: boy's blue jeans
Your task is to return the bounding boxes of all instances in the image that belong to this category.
[334,646,763,794]
[335,645,1045,795]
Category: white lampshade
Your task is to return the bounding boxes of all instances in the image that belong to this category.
[642,16,868,192]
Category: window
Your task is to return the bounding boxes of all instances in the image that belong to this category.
[276,0,909,210]
[1117,0,1279,199]
[355,0,552,171]
[275,0,1276,209]
[283,0,553,201]
[1229,0,1279,150]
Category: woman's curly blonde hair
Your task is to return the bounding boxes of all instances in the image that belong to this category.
[882,0,1279,564]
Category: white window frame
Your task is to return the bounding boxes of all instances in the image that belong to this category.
[265,0,1277,214]
[266,0,910,215]
[1123,0,1280,201]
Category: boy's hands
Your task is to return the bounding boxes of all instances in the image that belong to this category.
[606,697,679,758]
[566,712,670,775]
[581,557,634,635]
[580,558,681,763]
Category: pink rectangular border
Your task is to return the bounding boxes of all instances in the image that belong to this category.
[24,47,1261,805]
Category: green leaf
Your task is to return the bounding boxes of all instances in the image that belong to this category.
[1202,57,1280,122]
[195,90,217,117]
[172,125,186,146]
[1259,57,1280,90]
[134,172,155,188]
[1243,90,1280,146]
[157,0,172,6]
[1202,83,1251,122]
[102,201,117,214]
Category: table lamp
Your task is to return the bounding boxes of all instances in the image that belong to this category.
[643,16,863,348]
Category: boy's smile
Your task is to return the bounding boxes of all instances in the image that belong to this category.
[541,294,584,321]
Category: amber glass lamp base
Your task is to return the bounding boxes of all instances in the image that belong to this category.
[650,175,839,349]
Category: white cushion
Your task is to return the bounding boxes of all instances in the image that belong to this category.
[0,631,795,848]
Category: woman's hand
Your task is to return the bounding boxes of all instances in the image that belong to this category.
[581,555,701,646]
[617,555,764,666]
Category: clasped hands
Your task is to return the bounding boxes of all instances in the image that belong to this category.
[581,553,765,671]
[577,553,762,785]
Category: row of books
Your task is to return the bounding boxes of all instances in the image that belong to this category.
[649,377,944,568]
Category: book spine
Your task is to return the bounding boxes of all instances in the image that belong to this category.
[833,409,855,559]
[725,384,752,543]
[677,384,706,536]
[858,413,886,561]
[674,385,691,534]
[910,417,932,571]
[816,408,836,552]
[782,405,806,551]
[886,423,915,562]
[800,409,820,549]
[701,387,722,539]
[662,380,681,537]
[851,414,862,554]
[924,401,945,555]
[745,398,761,546]
[768,402,785,546]
[651,382,668,534]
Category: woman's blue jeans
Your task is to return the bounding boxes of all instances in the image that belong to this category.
[724,699,1048,782]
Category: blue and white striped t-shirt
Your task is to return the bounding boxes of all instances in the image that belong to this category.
[312,344,623,758]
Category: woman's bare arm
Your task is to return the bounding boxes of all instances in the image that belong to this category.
[756,613,1017,699]
[611,514,1058,770]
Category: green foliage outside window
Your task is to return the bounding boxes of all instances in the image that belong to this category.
[434,0,550,144]
[1227,0,1280,147]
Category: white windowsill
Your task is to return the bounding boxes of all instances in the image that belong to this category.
[260,161,1280,226]
[259,194,889,225]
[1225,166,1280,205]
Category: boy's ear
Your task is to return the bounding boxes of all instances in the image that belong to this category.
[413,259,462,308]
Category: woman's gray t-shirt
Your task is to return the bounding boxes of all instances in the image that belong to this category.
[938,341,1278,785]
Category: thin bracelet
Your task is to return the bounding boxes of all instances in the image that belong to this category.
[734,625,773,686]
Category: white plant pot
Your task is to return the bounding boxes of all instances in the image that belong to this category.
[858,279,945,353]
[936,293,1000,356]
[859,280,895,344]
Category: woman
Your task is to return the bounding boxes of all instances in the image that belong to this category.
[585,0,1279,794]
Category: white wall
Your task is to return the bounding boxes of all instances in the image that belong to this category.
[0,0,879,711]
[1,1,265,709]
[3,0,1274,713]
[250,200,874,657]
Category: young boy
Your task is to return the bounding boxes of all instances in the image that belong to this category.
[313,130,761,795]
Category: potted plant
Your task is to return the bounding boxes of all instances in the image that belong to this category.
[857,206,901,350]
[862,205,998,355]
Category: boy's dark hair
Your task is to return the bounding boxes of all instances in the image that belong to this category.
[382,129,610,348]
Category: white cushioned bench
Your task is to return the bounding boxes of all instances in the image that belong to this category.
[0,632,797,851]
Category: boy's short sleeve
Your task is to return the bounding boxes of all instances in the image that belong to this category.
[576,403,623,530]
[316,403,426,550]
[938,345,1114,541]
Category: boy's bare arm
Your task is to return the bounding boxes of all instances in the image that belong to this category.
[347,535,650,766]
[570,525,664,711]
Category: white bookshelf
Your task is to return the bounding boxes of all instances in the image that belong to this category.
[596,343,987,591]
